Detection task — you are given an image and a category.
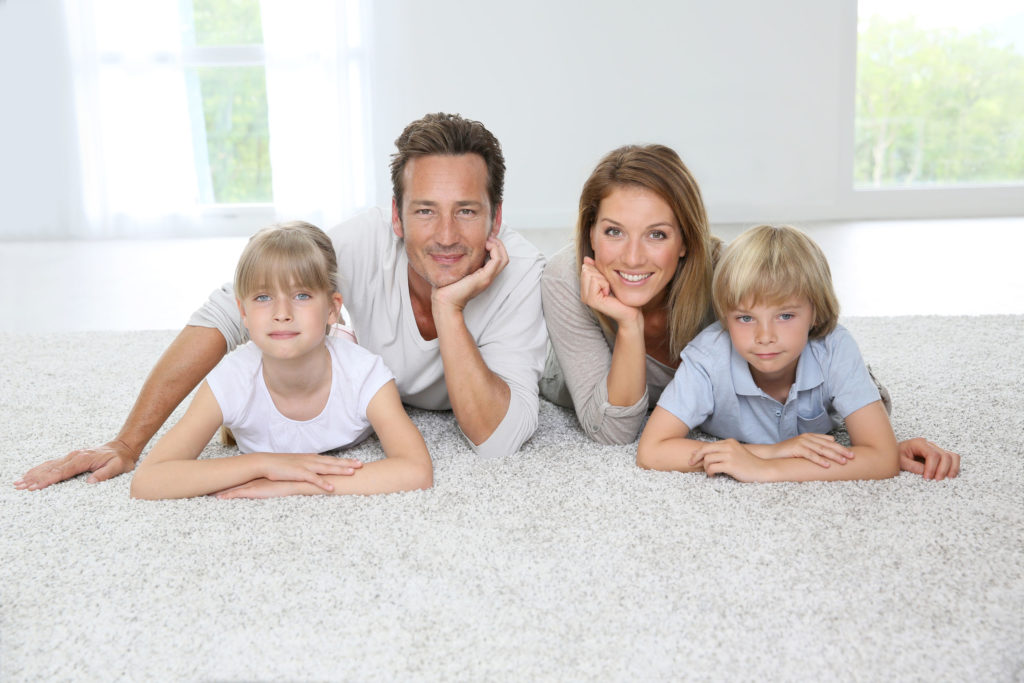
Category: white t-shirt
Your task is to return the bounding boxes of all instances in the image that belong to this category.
[190,207,548,458]
[205,336,394,454]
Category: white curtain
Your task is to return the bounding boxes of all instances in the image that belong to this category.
[64,0,200,237]
[63,0,371,238]
[260,0,374,230]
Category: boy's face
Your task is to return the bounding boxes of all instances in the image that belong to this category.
[725,297,814,390]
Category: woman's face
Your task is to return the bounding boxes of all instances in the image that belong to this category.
[589,185,686,312]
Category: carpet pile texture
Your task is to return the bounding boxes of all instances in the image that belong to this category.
[1,315,1022,680]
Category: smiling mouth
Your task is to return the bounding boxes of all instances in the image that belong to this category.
[617,271,652,283]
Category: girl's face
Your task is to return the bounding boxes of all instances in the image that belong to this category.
[589,185,686,312]
[238,283,342,361]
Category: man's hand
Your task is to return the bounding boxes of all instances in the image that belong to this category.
[580,256,643,326]
[431,237,509,313]
[14,440,139,490]
[756,433,854,468]
[898,437,960,480]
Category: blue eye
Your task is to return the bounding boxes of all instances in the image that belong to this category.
[254,294,270,302]
[738,315,753,323]
[295,293,311,301]
[650,230,667,240]
[779,313,794,321]
[604,227,622,237]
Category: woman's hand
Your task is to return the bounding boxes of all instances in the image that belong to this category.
[753,433,854,468]
[258,453,363,492]
[580,257,642,326]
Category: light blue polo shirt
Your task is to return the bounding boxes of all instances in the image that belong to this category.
[657,322,880,444]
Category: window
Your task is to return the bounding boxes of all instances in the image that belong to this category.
[65,0,371,237]
[856,1,1024,188]
[182,0,272,204]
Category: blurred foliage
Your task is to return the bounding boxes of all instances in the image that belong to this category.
[186,0,271,203]
[856,16,1024,186]
[192,0,263,45]
[196,66,272,203]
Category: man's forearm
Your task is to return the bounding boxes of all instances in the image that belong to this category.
[434,308,510,446]
[116,325,227,458]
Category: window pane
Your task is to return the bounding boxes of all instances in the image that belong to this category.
[856,2,1024,187]
[191,0,263,46]
[196,66,273,203]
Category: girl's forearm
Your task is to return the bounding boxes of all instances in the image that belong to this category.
[130,454,265,500]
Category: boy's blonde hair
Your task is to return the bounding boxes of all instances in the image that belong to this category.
[712,224,839,339]
[234,221,338,299]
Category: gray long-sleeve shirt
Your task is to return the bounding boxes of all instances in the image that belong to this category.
[539,244,675,445]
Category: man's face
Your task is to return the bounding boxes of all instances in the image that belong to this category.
[392,154,501,290]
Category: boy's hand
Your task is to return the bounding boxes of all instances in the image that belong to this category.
[761,433,853,468]
[691,438,773,482]
[898,438,960,480]
[259,454,362,492]
[15,440,138,490]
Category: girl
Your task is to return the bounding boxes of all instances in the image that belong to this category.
[130,221,432,500]
[637,224,900,482]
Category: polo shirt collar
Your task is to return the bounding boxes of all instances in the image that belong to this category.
[730,342,824,397]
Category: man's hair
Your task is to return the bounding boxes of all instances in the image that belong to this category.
[712,224,839,339]
[575,144,721,359]
[390,112,505,219]
[234,221,338,300]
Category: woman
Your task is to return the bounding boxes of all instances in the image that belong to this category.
[540,144,959,479]
[541,144,714,445]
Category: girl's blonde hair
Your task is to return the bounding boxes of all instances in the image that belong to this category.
[575,144,721,358]
[234,221,339,299]
[712,224,839,339]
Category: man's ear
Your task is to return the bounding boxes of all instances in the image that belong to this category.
[490,202,503,238]
[391,198,404,239]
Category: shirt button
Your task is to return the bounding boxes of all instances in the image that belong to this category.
[775,410,782,417]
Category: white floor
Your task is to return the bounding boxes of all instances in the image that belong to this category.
[1,217,1022,333]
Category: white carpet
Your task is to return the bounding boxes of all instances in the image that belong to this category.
[2,316,1022,681]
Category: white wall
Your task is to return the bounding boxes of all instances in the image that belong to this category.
[0,1,79,239]
[1,0,1019,241]
[369,0,1022,228]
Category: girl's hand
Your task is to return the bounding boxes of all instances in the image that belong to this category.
[691,439,772,482]
[761,433,854,468]
[259,453,363,492]
[580,257,642,326]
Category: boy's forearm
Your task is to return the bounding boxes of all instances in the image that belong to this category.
[763,447,898,482]
[636,438,705,473]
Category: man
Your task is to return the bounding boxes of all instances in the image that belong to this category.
[17,113,547,490]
